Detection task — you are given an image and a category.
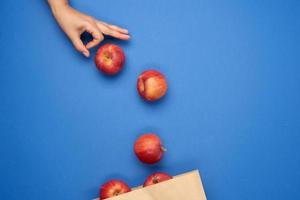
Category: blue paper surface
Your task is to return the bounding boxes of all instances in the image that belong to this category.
[0,0,299,199]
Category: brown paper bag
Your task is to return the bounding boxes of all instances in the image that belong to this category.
[94,170,207,200]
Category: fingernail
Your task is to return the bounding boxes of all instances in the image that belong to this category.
[83,51,89,57]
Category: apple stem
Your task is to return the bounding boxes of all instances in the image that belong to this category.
[161,146,167,152]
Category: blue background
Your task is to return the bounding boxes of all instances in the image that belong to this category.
[0,0,299,199]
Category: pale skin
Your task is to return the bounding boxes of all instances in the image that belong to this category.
[48,0,130,57]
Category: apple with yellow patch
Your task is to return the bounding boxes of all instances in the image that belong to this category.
[99,179,131,199]
[95,43,125,75]
[137,70,168,101]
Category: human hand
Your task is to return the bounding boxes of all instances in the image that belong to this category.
[48,0,130,57]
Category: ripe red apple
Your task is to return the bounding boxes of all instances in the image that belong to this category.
[137,70,168,101]
[95,43,125,75]
[143,172,172,187]
[134,133,165,164]
[99,179,131,199]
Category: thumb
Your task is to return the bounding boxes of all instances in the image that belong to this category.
[70,35,90,57]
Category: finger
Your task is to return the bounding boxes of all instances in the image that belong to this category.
[70,34,90,57]
[108,24,129,34]
[99,21,129,34]
[85,34,104,49]
[97,23,130,40]
[84,24,103,49]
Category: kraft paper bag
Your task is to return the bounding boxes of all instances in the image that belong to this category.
[94,170,207,200]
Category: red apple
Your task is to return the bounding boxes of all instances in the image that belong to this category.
[143,172,172,187]
[134,133,165,164]
[137,70,168,101]
[99,179,131,199]
[95,43,125,75]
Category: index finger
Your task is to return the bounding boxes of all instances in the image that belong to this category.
[99,21,129,34]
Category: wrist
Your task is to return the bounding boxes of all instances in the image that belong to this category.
[48,0,69,14]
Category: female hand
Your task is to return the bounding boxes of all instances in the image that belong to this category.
[48,0,130,57]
